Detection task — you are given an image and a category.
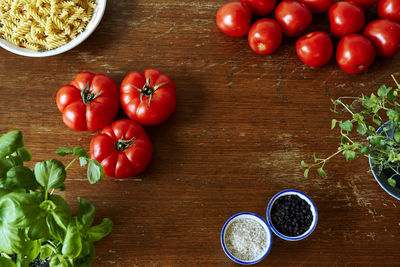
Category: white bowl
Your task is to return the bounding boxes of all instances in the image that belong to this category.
[266,189,318,241]
[0,0,106,57]
[221,212,273,265]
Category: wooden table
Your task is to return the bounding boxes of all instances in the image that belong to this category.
[1,1,400,266]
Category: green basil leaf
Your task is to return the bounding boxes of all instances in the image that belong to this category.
[331,119,338,130]
[77,197,95,230]
[356,123,367,135]
[87,159,104,184]
[344,150,356,161]
[16,148,31,162]
[50,254,69,267]
[72,243,95,267]
[34,159,66,191]
[0,256,17,267]
[50,194,72,231]
[304,169,309,178]
[40,244,54,260]
[0,131,23,158]
[21,239,41,264]
[55,147,74,156]
[300,160,308,167]
[5,166,38,191]
[0,159,13,178]
[3,155,23,168]
[359,145,368,155]
[87,218,113,242]
[62,223,82,259]
[73,147,89,158]
[394,131,400,143]
[388,177,396,187]
[339,120,353,131]
[79,157,88,167]
[317,168,327,177]
[377,85,388,96]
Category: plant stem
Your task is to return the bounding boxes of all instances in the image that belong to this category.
[65,156,78,170]
[337,100,355,116]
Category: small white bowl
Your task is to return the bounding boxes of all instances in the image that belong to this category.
[266,189,318,241]
[221,212,273,265]
[0,0,106,57]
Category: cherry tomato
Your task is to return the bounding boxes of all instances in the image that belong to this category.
[298,0,334,13]
[336,34,376,74]
[378,0,400,22]
[363,19,400,57]
[329,1,365,38]
[344,0,377,9]
[274,0,312,37]
[216,2,252,37]
[241,0,276,15]
[248,19,282,55]
[90,119,153,178]
[296,31,333,67]
[120,69,176,126]
[56,72,119,131]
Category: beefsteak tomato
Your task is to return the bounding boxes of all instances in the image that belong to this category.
[56,72,119,131]
[90,119,153,178]
[120,69,176,126]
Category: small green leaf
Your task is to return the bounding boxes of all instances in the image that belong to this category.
[73,147,89,158]
[313,153,319,163]
[34,159,66,191]
[331,119,338,130]
[16,147,31,162]
[344,150,356,161]
[0,131,24,158]
[300,160,308,167]
[77,197,95,230]
[339,120,353,131]
[377,85,388,96]
[317,168,326,176]
[62,223,82,259]
[87,218,113,242]
[87,159,104,184]
[356,123,367,135]
[40,244,53,259]
[394,131,400,143]
[79,157,88,167]
[56,147,74,156]
[304,169,309,178]
[372,118,382,126]
[359,145,368,155]
[388,177,396,187]
[5,166,38,190]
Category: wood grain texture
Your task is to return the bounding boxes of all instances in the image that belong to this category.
[1,0,400,266]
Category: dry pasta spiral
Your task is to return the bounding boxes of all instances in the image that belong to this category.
[0,0,97,51]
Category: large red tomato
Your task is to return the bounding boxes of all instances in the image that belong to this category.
[329,1,365,38]
[363,19,400,57]
[336,34,376,74]
[298,0,334,13]
[241,0,276,15]
[296,31,333,67]
[216,2,252,37]
[248,18,282,55]
[274,0,312,37]
[344,0,377,9]
[120,69,176,126]
[56,72,119,131]
[90,119,153,178]
[377,0,400,22]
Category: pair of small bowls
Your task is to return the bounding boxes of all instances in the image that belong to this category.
[221,189,318,265]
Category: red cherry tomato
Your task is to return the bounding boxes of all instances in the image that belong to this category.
[296,31,333,67]
[344,0,377,9]
[378,0,400,22]
[56,72,119,131]
[216,1,252,37]
[363,19,400,57]
[90,120,153,178]
[298,0,334,13]
[241,0,276,15]
[248,19,282,55]
[274,0,312,37]
[329,1,365,38]
[120,69,176,126]
[336,34,376,74]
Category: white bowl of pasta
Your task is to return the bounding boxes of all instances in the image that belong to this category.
[0,0,106,57]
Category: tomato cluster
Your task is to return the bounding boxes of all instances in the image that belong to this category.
[56,69,176,178]
[216,0,400,74]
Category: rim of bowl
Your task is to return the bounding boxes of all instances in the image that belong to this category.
[266,189,318,241]
[0,0,107,57]
[369,120,400,200]
[221,212,273,265]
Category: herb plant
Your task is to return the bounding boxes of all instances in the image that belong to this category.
[0,130,112,267]
[302,75,400,187]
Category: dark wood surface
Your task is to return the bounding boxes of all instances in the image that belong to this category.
[1,1,400,266]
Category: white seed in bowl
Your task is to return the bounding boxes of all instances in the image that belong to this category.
[224,218,267,261]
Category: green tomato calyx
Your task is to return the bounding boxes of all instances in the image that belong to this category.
[115,137,136,152]
[132,77,167,107]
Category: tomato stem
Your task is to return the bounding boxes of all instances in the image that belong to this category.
[115,137,136,152]
[132,77,167,107]
[81,82,102,108]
